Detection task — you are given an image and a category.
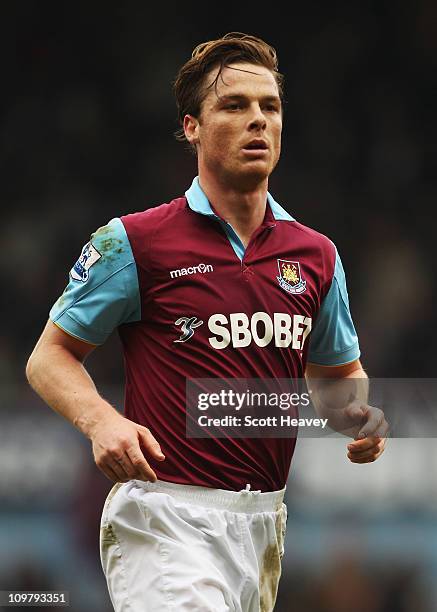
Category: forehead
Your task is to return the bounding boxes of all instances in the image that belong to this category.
[203,61,280,101]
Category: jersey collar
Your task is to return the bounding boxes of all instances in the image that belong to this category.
[185,176,294,222]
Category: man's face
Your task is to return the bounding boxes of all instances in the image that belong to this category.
[185,62,282,189]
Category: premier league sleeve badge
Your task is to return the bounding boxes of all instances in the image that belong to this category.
[70,242,102,282]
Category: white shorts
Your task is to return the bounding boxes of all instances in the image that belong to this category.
[100,479,287,612]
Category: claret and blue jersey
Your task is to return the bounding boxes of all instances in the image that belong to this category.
[50,177,360,492]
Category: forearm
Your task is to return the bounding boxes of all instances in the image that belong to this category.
[26,344,119,439]
[306,367,369,436]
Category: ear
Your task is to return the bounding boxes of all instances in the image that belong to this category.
[184,114,200,146]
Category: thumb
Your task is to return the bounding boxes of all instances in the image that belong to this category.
[344,401,366,423]
[137,426,165,461]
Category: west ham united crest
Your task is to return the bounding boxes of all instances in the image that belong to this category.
[276,259,307,294]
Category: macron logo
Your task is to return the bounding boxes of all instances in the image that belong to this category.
[170,263,214,279]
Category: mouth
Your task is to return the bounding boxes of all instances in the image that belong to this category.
[242,140,269,151]
[241,140,269,159]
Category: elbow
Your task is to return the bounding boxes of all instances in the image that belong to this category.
[25,349,40,388]
[25,354,35,386]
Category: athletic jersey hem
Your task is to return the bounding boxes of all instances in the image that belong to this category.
[50,312,106,345]
[306,344,360,366]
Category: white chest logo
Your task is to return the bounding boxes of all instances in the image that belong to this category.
[174,317,204,343]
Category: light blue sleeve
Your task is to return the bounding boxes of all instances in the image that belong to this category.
[49,218,141,345]
[307,247,360,366]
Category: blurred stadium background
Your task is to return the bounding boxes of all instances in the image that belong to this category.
[1,1,436,610]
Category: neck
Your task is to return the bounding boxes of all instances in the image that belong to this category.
[198,169,268,247]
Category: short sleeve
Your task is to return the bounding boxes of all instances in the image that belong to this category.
[49,218,141,345]
[307,247,360,366]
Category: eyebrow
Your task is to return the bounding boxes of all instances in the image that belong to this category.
[218,94,281,104]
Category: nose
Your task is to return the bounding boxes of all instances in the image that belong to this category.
[248,103,266,131]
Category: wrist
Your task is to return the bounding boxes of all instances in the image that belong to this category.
[74,402,120,439]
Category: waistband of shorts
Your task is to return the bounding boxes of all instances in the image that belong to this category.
[129,479,285,513]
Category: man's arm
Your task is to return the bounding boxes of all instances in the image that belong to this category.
[26,320,165,482]
[305,359,388,463]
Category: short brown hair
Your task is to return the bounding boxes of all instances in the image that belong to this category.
[173,32,284,143]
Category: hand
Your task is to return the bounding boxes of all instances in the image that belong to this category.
[344,401,389,464]
[90,412,165,483]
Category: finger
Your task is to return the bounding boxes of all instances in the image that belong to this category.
[107,455,131,482]
[138,426,165,461]
[349,455,376,464]
[125,445,158,482]
[358,420,389,440]
[348,444,384,462]
[348,440,386,462]
[100,463,128,483]
[359,416,389,439]
[357,406,386,438]
[348,451,383,464]
[375,421,390,438]
[348,436,382,452]
[111,451,139,480]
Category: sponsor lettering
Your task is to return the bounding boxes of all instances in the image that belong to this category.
[208,312,312,350]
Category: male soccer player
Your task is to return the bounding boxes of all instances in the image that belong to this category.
[26,33,388,612]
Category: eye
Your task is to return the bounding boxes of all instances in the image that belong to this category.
[264,103,280,112]
[225,103,241,111]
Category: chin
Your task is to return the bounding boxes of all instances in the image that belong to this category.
[236,164,270,188]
